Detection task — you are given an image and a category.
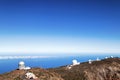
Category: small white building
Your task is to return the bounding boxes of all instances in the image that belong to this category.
[66,65,72,69]
[66,59,80,70]
[110,56,114,58]
[18,61,25,70]
[88,59,92,64]
[72,59,80,66]
[105,57,108,59]
[96,57,100,61]
[18,61,31,70]
[24,66,31,70]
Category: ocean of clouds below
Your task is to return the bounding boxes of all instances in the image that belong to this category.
[0,56,56,59]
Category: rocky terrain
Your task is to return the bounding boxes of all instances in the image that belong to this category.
[0,68,63,80]
[49,57,120,80]
[0,57,120,80]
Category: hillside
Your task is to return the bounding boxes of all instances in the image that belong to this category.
[0,68,63,80]
[0,57,120,80]
[49,57,120,80]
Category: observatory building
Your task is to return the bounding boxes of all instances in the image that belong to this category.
[18,61,25,70]
[96,57,100,61]
[72,59,80,66]
[66,59,80,70]
[88,59,92,64]
[105,57,108,59]
[18,61,31,70]
[110,56,114,58]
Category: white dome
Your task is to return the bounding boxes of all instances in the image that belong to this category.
[19,61,25,65]
[88,59,92,64]
[72,59,80,65]
[96,57,100,61]
[72,60,78,64]
[105,57,108,59]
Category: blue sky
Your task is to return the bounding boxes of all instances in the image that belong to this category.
[0,0,120,55]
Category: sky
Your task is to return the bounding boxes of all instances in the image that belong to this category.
[0,0,120,55]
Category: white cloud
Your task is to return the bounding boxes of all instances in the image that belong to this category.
[0,56,56,59]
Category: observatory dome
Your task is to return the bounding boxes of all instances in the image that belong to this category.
[18,61,25,70]
[19,61,25,65]
[72,59,80,65]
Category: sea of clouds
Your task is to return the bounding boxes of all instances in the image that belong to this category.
[0,56,56,59]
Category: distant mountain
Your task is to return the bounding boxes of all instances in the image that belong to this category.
[49,57,120,80]
[0,58,120,80]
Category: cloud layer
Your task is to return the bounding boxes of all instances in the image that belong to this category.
[0,56,55,59]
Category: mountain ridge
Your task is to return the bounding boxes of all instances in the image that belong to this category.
[49,57,120,80]
[0,57,120,80]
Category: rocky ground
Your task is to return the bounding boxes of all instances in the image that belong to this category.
[49,57,120,80]
[0,68,63,80]
[0,57,120,80]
